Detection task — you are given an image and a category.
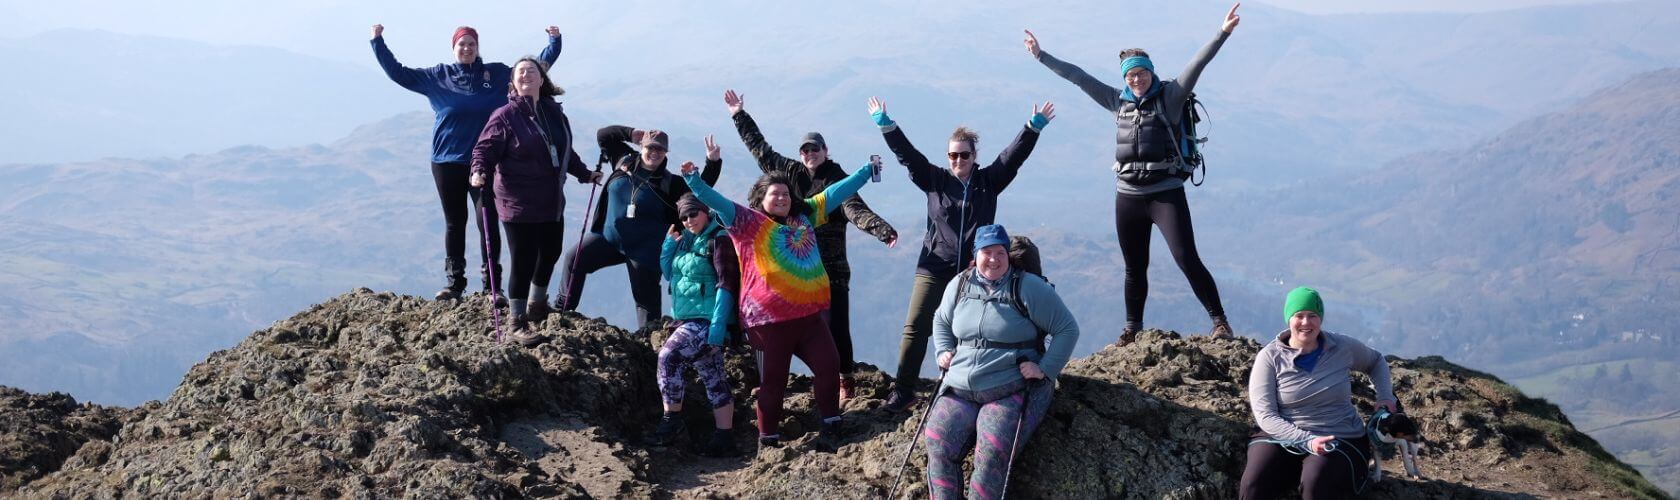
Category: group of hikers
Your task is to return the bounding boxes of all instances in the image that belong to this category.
[373,3,1411,498]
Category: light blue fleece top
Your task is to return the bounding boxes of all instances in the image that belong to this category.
[933,269,1080,393]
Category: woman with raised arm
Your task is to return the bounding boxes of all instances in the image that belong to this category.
[554,130,722,331]
[1024,3,1241,345]
[644,193,742,457]
[371,23,561,302]
[468,57,598,345]
[722,89,899,400]
[678,156,875,453]
[864,96,1055,413]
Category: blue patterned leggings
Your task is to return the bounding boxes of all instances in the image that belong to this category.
[656,320,732,409]
[922,379,1054,500]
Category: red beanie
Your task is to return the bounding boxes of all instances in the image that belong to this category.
[452,26,478,46]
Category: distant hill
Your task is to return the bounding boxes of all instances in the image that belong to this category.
[0,29,414,163]
[1206,67,1680,361]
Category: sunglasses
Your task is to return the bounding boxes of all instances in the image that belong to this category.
[680,211,705,221]
[947,151,974,160]
[644,146,667,153]
[799,146,824,154]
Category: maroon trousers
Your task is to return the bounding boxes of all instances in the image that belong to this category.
[747,313,842,437]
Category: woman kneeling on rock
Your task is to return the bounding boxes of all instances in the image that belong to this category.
[645,193,741,457]
[1242,287,1397,499]
[924,224,1080,500]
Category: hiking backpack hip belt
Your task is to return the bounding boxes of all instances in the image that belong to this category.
[958,338,1042,351]
[1112,159,1186,175]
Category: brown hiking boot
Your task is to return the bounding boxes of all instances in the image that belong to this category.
[1210,316,1234,339]
[1116,323,1141,347]
[510,316,549,347]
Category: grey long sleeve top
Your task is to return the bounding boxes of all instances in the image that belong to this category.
[1247,330,1397,442]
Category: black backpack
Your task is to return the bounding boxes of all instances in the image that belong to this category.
[953,235,1052,352]
[1162,92,1210,186]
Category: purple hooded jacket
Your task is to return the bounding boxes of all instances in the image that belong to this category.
[471,95,596,223]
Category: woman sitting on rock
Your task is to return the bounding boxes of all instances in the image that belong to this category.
[924,224,1080,500]
[1242,286,1397,499]
[644,193,741,457]
[678,158,876,452]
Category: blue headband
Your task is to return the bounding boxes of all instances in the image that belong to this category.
[1119,56,1154,77]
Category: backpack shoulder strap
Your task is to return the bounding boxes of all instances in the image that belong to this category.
[1009,268,1030,319]
[955,269,975,307]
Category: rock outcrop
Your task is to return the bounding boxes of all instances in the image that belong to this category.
[3,290,1666,499]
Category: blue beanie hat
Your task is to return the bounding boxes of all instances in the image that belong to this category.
[973,224,1010,253]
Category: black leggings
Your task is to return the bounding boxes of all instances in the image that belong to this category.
[432,163,501,281]
[1240,431,1372,500]
[556,232,663,330]
[503,221,565,302]
[1113,187,1224,324]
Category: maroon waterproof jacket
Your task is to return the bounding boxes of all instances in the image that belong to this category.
[471,95,595,223]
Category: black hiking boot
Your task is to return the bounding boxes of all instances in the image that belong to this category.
[757,434,782,450]
[1116,322,1141,347]
[699,429,739,458]
[435,275,467,301]
[1210,315,1234,339]
[645,412,684,447]
[814,418,844,452]
[884,390,919,414]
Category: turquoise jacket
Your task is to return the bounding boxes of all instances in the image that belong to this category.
[659,218,739,345]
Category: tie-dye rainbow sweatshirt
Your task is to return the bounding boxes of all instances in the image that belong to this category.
[684,165,873,328]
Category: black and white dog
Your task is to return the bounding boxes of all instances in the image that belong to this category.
[1369,411,1424,481]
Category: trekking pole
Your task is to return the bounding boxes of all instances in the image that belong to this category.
[476,185,504,343]
[1000,378,1039,500]
[889,369,946,499]
[560,160,606,312]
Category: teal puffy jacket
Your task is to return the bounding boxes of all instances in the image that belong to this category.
[660,220,740,344]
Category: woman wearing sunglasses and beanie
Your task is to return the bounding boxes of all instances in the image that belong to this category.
[645,193,742,457]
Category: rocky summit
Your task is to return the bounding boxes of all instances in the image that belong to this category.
[2,289,1666,499]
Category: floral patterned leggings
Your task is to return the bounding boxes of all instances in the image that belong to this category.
[656,320,732,409]
[922,379,1054,500]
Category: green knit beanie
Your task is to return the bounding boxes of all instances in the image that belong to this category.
[1283,286,1324,322]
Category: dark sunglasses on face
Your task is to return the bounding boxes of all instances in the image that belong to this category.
[645,146,667,153]
[947,151,974,160]
[680,211,704,221]
[799,146,823,154]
